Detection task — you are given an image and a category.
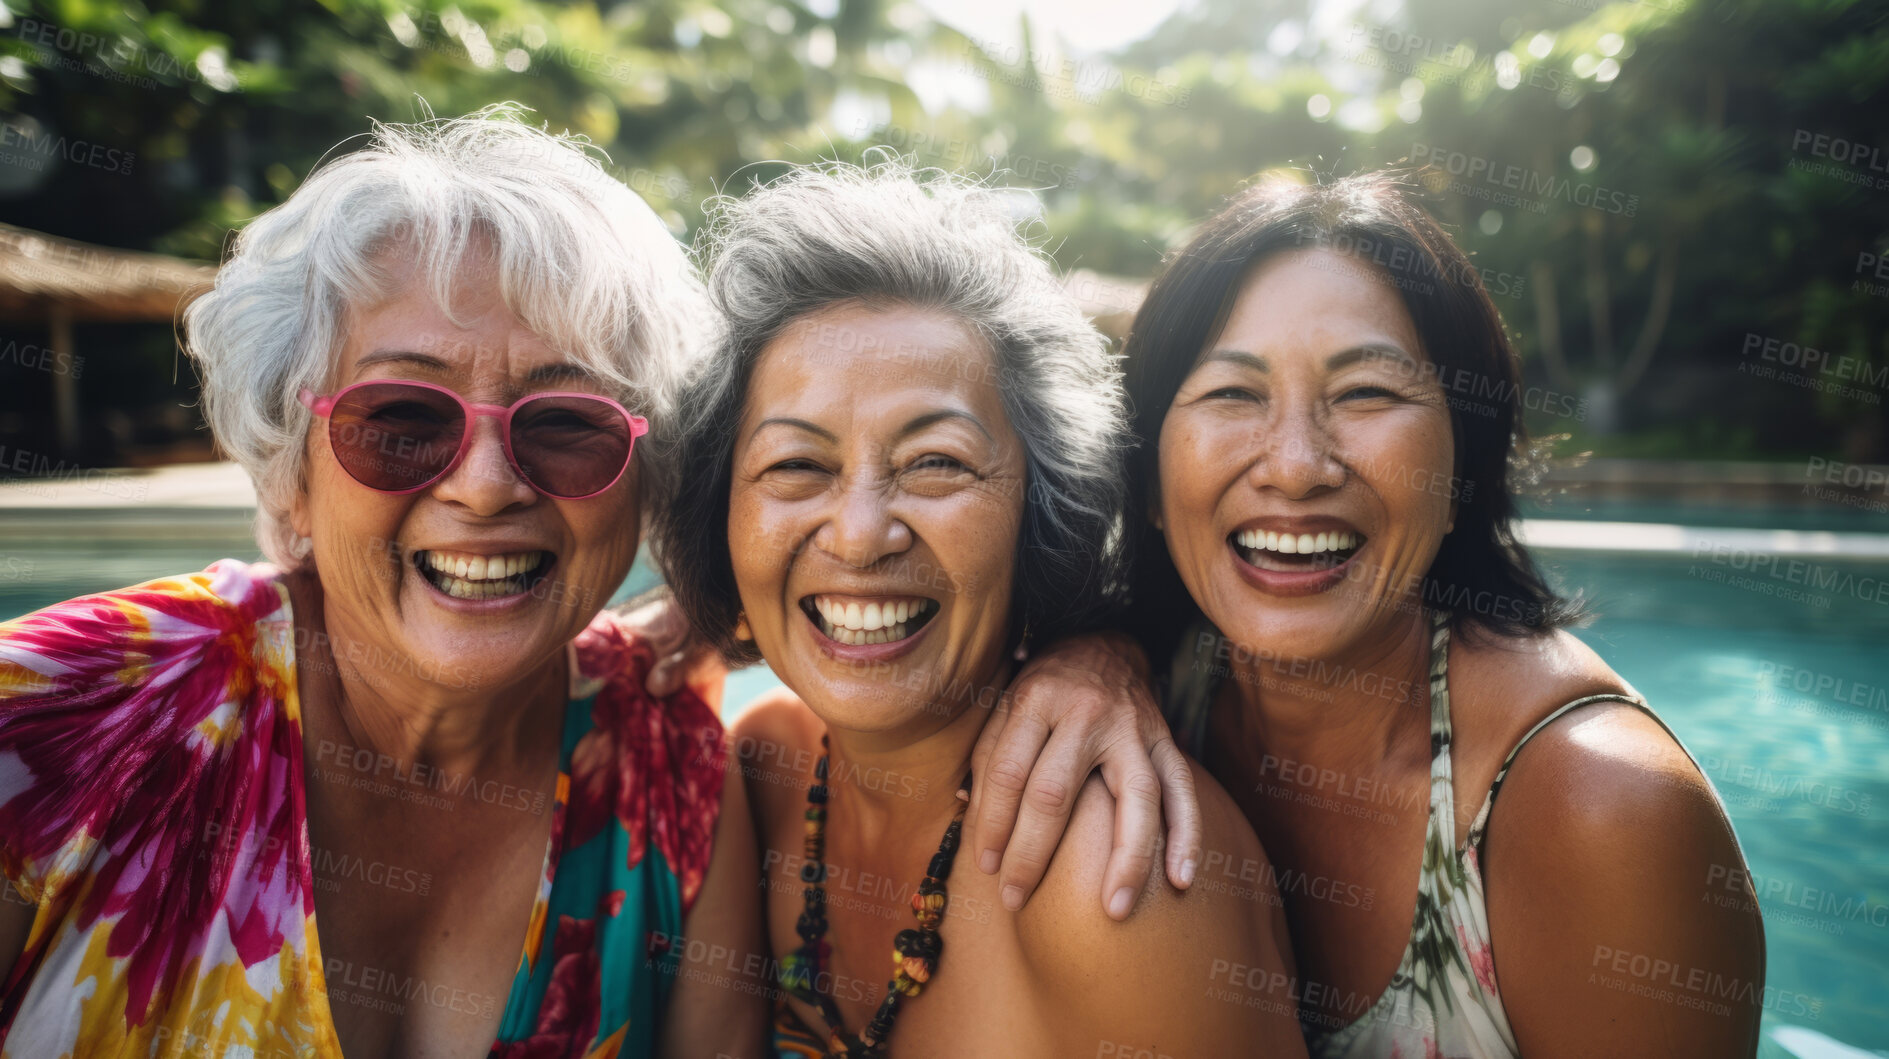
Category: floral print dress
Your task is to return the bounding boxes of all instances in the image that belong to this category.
[1167,608,1704,1059]
[0,559,726,1059]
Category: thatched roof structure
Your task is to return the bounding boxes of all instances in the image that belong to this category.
[0,222,215,324]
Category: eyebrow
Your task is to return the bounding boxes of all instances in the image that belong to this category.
[900,408,993,442]
[750,417,838,443]
[1203,344,1420,373]
[525,362,603,385]
[1202,349,1270,373]
[353,350,603,386]
[356,350,450,373]
[1325,343,1421,372]
[747,408,994,445]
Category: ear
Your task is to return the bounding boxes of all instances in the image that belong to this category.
[287,484,311,540]
[1147,476,1165,532]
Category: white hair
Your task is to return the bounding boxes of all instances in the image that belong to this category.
[182,103,710,565]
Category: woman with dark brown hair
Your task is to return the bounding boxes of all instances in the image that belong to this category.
[1112,171,1766,1057]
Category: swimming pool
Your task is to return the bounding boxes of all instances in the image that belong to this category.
[1,518,1882,1056]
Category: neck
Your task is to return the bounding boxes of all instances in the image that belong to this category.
[1221,605,1433,778]
[822,660,1013,846]
[289,569,564,779]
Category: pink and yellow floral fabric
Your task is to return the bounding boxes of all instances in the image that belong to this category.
[0,560,725,1058]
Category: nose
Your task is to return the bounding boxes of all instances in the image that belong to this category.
[812,469,912,568]
[1248,400,1345,500]
[430,414,537,514]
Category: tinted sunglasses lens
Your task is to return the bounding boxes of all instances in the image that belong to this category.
[509,395,633,498]
[327,383,466,492]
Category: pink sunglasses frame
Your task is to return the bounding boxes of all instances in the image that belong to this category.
[298,379,649,500]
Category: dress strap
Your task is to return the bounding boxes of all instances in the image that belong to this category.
[1423,608,1458,846]
[1463,692,1651,853]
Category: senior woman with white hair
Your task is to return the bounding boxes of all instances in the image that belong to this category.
[0,110,1199,1059]
[0,109,764,1058]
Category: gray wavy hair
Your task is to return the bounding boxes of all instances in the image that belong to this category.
[182,104,710,565]
[656,161,1130,665]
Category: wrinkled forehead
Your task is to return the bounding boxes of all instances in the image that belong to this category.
[330,264,612,399]
[740,303,1012,433]
[1206,247,1428,369]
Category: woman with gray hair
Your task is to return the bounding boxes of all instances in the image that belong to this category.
[0,106,768,1058]
[656,163,1306,1057]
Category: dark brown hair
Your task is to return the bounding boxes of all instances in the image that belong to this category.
[1120,171,1580,661]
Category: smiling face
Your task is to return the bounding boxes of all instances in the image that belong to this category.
[1155,247,1456,664]
[289,247,640,695]
[728,301,1027,735]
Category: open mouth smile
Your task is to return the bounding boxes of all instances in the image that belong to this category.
[413,548,555,601]
[1229,528,1364,573]
[800,594,941,647]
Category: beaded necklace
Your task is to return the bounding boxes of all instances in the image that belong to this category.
[780,735,972,1057]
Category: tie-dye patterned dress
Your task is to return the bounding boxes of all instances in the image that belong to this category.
[0,559,727,1058]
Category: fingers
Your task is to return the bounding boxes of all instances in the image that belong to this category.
[639,597,691,654]
[622,594,705,698]
[647,649,689,698]
[1149,736,1201,890]
[648,636,729,698]
[971,705,1051,883]
[994,727,1090,913]
[1096,751,1165,920]
[964,701,1009,860]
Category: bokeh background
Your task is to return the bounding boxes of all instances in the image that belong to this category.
[1,0,1885,1055]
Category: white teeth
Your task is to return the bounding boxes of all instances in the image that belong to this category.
[1232,531,1362,556]
[808,595,936,645]
[419,549,547,598]
[812,595,934,631]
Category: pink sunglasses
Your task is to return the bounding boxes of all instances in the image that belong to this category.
[299,379,648,500]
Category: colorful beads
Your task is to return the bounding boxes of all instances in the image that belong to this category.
[786,734,971,1057]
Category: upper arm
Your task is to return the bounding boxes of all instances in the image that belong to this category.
[1486,704,1765,1058]
[656,741,768,1058]
[1017,769,1308,1058]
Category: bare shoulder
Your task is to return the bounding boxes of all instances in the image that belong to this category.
[1451,624,1635,729]
[1013,757,1281,974]
[727,688,824,818]
[1480,696,1757,985]
[1455,623,1702,838]
[1021,756,1267,904]
[1012,760,1305,1052]
[1490,698,1717,847]
[1476,678,1766,1051]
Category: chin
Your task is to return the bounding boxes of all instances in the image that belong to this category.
[792,676,950,734]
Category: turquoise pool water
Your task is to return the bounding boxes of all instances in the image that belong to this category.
[1,526,1883,1054]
